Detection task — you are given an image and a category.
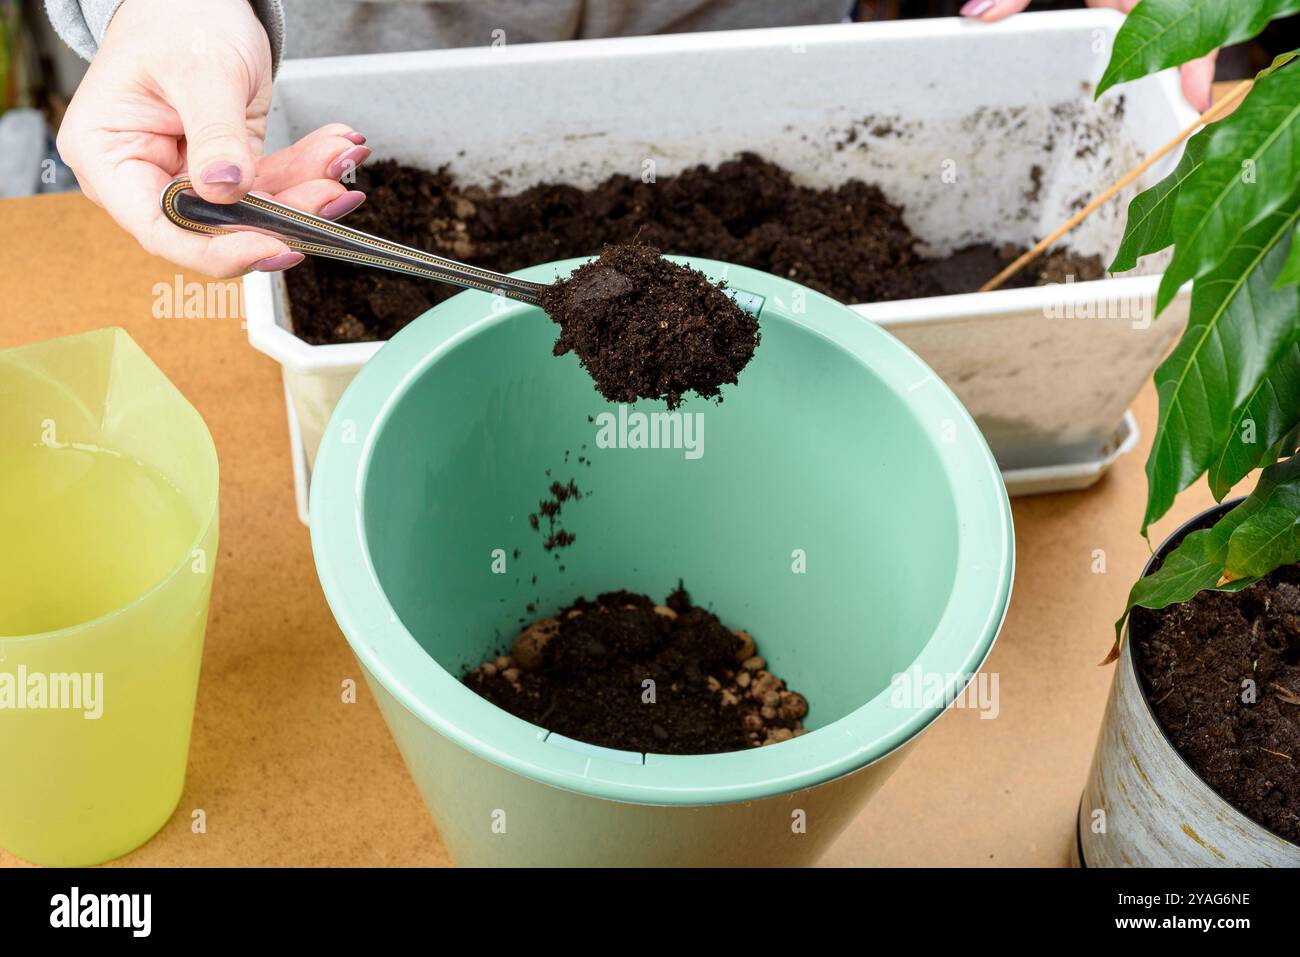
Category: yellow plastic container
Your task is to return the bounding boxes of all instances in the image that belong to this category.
[0,329,219,866]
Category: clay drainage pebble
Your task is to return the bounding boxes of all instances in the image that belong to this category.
[464,585,808,755]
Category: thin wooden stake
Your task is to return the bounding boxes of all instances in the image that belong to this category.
[979,79,1254,293]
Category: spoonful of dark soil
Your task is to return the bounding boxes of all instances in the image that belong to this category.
[161,180,761,406]
[540,243,759,408]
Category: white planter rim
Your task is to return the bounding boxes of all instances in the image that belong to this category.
[277,10,1132,82]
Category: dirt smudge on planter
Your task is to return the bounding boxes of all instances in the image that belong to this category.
[1179,822,1227,859]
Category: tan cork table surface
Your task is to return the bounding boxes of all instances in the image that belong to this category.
[0,185,1231,868]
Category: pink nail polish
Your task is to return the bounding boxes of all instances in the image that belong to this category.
[961,0,995,16]
[327,146,372,181]
[320,191,367,220]
[253,252,305,272]
[343,131,367,145]
[201,162,243,185]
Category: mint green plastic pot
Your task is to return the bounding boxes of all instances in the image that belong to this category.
[311,257,1013,866]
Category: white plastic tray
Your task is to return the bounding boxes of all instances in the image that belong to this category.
[1001,410,1139,497]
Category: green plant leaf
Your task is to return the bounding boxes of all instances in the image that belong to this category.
[1126,529,1230,611]
[1110,129,1210,273]
[1112,527,1255,649]
[1223,453,1300,578]
[1207,334,1300,498]
[1116,453,1300,645]
[1205,216,1300,496]
[1258,50,1300,79]
[1142,199,1300,533]
[1225,504,1300,578]
[1096,0,1300,96]
[1156,65,1300,312]
[1276,224,1300,288]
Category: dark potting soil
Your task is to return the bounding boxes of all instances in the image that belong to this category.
[283,155,1105,345]
[918,242,1104,296]
[539,243,759,407]
[1133,567,1300,845]
[465,585,808,755]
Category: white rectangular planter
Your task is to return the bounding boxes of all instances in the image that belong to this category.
[244,10,1196,522]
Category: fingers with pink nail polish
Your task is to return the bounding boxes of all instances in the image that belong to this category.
[201,162,244,185]
[319,190,367,220]
[326,146,372,181]
[961,0,1032,19]
[253,251,305,272]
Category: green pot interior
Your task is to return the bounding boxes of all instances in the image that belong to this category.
[312,257,1012,803]
[363,307,958,730]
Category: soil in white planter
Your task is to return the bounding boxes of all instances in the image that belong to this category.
[284,155,1104,345]
[465,584,808,755]
[1133,571,1300,844]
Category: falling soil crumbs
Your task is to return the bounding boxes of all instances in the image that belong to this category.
[465,585,807,755]
[528,477,582,553]
[285,154,1104,346]
[1133,566,1300,844]
[540,243,758,407]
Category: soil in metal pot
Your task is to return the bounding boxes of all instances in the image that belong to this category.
[538,243,759,408]
[1133,568,1300,844]
[465,584,808,755]
[284,155,1104,346]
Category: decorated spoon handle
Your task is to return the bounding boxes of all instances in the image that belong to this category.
[159,177,546,304]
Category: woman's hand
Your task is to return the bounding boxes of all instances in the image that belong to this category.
[959,0,1218,112]
[56,0,371,278]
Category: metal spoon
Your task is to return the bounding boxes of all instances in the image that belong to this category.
[159,177,764,314]
[159,176,545,303]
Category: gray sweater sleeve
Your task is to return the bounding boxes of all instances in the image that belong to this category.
[44,0,286,73]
